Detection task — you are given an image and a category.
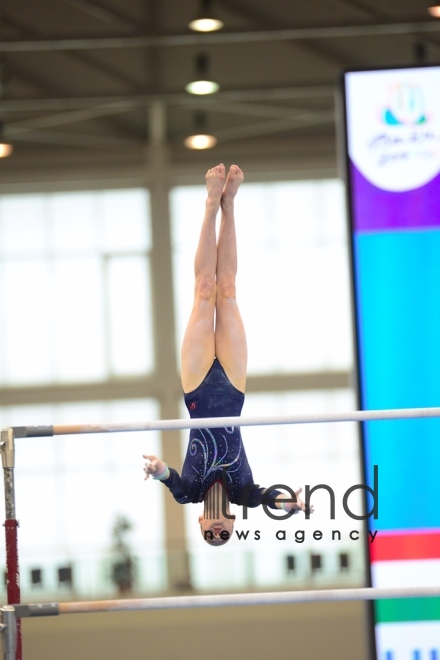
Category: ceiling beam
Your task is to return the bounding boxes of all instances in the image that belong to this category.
[192,101,318,119]
[4,102,137,136]
[219,0,358,68]
[0,21,439,53]
[3,97,335,139]
[1,85,336,113]
[8,128,140,149]
[1,12,145,91]
[214,110,335,142]
[1,11,146,139]
[321,0,440,56]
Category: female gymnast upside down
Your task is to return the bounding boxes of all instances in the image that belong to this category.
[143,163,311,546]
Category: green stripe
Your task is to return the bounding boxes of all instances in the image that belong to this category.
[376,598,440,623]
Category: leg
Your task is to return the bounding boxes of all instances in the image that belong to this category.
[181,164,225,393]
[215,165,247,392]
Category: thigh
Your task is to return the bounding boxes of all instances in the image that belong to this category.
[181,297,216,393]
[215,297,247,392]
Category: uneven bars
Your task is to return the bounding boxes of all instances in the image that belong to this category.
[11,406,440,438]
[12,586,440,617]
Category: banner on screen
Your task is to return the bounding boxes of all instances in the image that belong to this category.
[342,65,440,660]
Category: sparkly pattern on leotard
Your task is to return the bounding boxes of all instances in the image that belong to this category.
[160,359,281,509]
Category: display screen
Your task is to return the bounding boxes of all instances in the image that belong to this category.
[341,65,440,659]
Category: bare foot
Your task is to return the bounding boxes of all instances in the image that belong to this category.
[222,164,244,204]
[205,163,226,207]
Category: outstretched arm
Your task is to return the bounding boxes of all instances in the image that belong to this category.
[275,487,314,515]
[143,454,193,504]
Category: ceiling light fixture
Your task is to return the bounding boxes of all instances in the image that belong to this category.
[188,0,224,32]
[0,141,13,158]
[428,5,440,16]
[0,119,13,159]
[185,54,219,95]
[185,79,219,95]
[0,58,13,158]
[184,133,218,149]
[184,111,218,150]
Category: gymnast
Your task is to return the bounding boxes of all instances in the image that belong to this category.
[143,163,311,546]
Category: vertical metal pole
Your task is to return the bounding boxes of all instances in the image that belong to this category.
[0,607,17,660]
[147,103,191,590]
[1,429,21,660]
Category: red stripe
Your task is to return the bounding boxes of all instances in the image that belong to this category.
[5,519,22,659]
[370,530,440,562]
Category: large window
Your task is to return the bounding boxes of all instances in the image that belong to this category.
[0,399,165,599]
[0,177,363,599]
[0,188,164,600]
[171,179,352,373]
[0,189,153,384]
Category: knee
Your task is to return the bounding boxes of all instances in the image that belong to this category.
[195,276,216,301]
[217,280,236,301]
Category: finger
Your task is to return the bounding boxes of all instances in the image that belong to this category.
[295,487,303,495]
[142,455,156,460]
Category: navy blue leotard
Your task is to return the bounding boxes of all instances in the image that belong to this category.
[160,358,281,509]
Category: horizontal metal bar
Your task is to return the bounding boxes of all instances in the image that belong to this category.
[0,21,439,53]
[13,603,59,618]
[12,426,53,439]
[13,586,440,617]
[11,406,440,438]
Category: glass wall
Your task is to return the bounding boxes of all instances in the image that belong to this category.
[0,189,153,384]
[0,176,363,599]
[171,179,352,373]
[0,188,165,600]
[0,398,165,599]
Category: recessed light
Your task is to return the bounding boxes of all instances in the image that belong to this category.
[184,134,218,149]
[185,80,220,95]
[0,143,13,158]
[188,17,224,32]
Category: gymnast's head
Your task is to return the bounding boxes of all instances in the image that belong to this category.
[198,512,236,546]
